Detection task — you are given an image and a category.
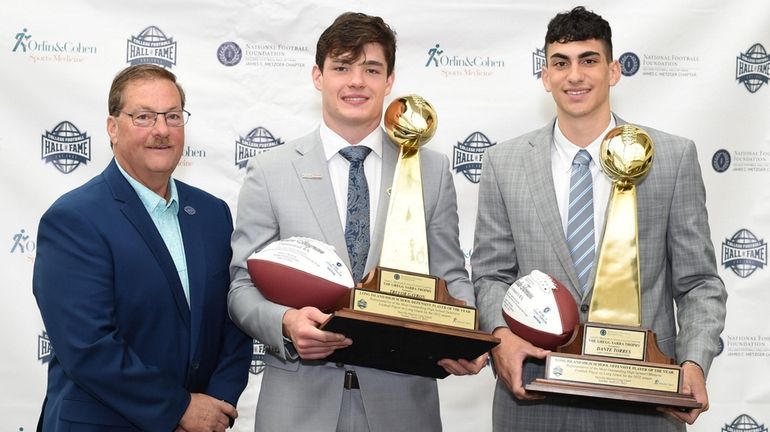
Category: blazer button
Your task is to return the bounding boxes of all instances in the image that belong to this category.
[191,361,200,370]
[580,304,589,313]
[336,362,344,368]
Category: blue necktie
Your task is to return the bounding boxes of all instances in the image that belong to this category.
[566,150,595,294]
[339,146,372,283]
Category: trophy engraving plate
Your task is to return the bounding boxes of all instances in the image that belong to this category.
[545,353,680,392]
[379,268,437,300]
[352,289,477,330]
[582,325,646,361]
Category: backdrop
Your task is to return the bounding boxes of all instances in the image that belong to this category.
[2,1,769,431]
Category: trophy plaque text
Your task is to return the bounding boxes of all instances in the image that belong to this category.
[525,125,701,409]
[321,95,499,378]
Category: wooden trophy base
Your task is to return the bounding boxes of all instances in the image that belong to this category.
[320,267,499,378]
[525,323,701,409]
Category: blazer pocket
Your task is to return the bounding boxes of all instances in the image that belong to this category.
[59,398,134,428]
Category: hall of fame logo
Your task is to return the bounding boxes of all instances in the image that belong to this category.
[38,331,53,364]
[723,414,767,432]
[217,41,242,66]
[127,26,177,68]
[619,52,640,77]
[235,126,284,169]
[41,121,91,174]
[453,131,496,184]
[722,229,767,278]
[532,47,546,79]
[713,149,731,173]
[250,339,266,375]
[736,43,770,93]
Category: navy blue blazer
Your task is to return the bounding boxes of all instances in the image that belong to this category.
[33,159,251,431]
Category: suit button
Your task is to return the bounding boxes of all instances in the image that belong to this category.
[191,361,200,370]
[336,362,344,368]
[580,304,589,313]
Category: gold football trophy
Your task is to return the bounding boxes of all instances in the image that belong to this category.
[322,95,498,378]
[526,125,701,409]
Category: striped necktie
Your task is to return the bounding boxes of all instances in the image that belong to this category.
[566,149,595,294]
[339,146,372,283]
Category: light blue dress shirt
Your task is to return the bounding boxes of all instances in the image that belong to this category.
[116,160,190,306]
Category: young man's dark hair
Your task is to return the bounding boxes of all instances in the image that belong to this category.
[315,11,397,76]
[544,6,613,60]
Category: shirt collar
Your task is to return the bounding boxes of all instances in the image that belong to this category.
[115,159,179,214]
[552,116,617,173]
[320,121,383,162]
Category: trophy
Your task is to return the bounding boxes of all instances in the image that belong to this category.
[320,95,499,378]
[525,125,701,409]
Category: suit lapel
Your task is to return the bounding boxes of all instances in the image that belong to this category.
[523,122,583,296]
[103,160,191,327]
[177,187,204,350]
[292,131,351,269]
[368,130,397,273]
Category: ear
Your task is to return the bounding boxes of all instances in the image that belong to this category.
[312,64,323,91]
[609,60,621,87]
[541,66,552,93]
[107,115,118,146]
[384,70,395,96]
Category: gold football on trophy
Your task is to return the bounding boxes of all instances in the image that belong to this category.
[600,125,654,184]
[384,95,437,149]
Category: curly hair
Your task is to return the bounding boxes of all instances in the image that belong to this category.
[545,6,612,60]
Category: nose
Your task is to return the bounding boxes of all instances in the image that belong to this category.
[152,114,171,135]
[567,63,583,82]
[348,67,365,88]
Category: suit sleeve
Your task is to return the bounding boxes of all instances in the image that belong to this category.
[228,157,293,358]
[470,147,519,333]
[205,199,253,406]
[33,203,190,431]
[427,154,476,307]
[667,141,727,375]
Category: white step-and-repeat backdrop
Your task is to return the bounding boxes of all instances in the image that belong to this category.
[2,0,769,430]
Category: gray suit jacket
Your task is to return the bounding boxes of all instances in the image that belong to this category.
[471,116,727,431]
[229,128,473,432]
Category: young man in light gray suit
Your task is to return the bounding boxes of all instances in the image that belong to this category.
[228,12,487,432]
[472,6,727,432]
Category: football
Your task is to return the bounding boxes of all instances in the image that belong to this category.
[501,270,579,350]
[247,237,354,311]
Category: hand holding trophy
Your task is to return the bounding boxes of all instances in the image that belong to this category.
[321,95,499,378]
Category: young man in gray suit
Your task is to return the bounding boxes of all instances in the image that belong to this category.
[472,6,727,432]
[228,12,486,432]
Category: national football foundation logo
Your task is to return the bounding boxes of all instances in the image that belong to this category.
[722,229,767,278]
[453,131,496,183]
[41,121,91,174]
[127,26,177,68]
[235,127,284,169]
[736,43,770,93]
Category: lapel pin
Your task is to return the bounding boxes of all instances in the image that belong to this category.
[184,206,196,215]
[302,173,323,180]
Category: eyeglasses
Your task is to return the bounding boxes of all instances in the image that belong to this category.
[119,110,191,127]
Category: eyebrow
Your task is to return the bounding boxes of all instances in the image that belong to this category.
[549,51,602,61]
[330,58,385,67]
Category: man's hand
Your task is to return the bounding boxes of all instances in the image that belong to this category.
[282,306,352,359]
[658,362,709,424]
[176,393,237,432]
[491,327,549,400]
[438,352,489,376]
